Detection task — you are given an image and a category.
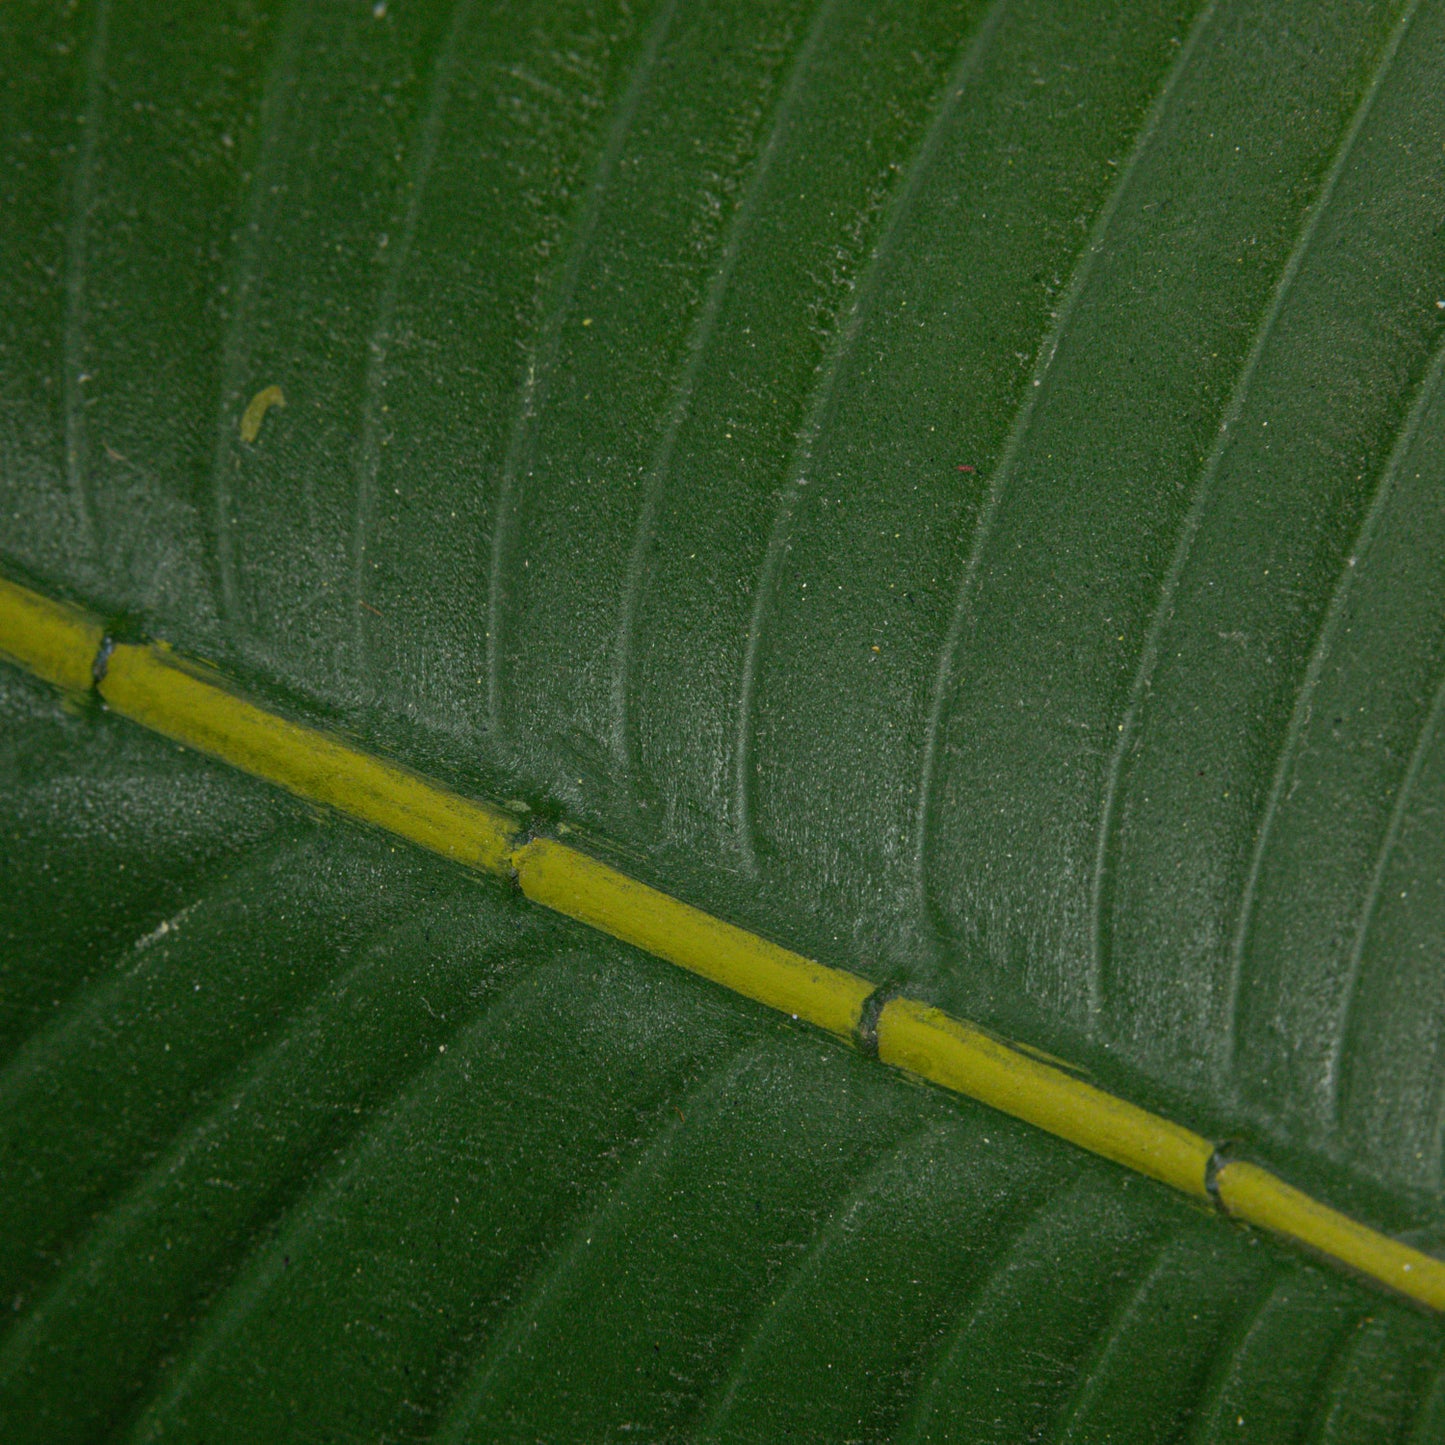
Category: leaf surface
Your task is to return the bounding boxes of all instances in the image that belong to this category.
[3,0,1445,1438]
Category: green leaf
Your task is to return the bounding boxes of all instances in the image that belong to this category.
[3,0,1445,1438]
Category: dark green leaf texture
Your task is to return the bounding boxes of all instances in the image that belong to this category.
[4,0,1445,1438]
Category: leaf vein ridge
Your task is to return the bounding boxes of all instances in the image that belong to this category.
[733,0,1013,871]
[692,1119,950,1440]
[895,1179,1082,1444]
[912,0,1219,933]
[483,0,678,741]
[206,0,309,630]
[1045,1240,1174,1445]
[1330,622,1445,1127]
[348,0,473,683]
[432,1043,767,1443]
[608,0,840,791]
[60,0,114,559]
[1181,1273,1283,1445]
[1227,319,1445,1094]
[121,932,561,1436]
[1092,0,1426,1029]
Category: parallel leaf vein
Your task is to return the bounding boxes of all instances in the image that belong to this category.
[124,940,570,1435]
[894,1178,1079,1444]
[433,1043,765,1443]
[609,0,838,789]
[1332,652,1445,1129]
[206,0,307,629]
[1046,1242,1172,1444]
[912,0,1218,935]
[349,0,473,682]
[1093,0,1424,1025]
[693,1119,949,1439]
[733,0,1012,870]
[60,0,113,558]
[483,0,678,740]
[1228,321,1445,1089]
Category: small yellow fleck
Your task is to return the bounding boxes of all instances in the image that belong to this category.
[582,317,593,327]
[240,385,285,444]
